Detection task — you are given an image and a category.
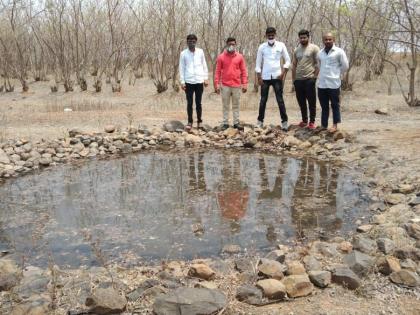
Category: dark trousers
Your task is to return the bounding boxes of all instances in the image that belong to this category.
[294,79,316,123]
[185,83,203,124]
[258,79,288,123]
[318,88,341,128]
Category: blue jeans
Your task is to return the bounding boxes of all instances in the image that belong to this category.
[258,79,288,123]
[318,88,341,128]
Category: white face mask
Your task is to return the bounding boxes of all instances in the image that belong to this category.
[227,45,235,53]
[268,39,275,45]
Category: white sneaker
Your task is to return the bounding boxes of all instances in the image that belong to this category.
[256,120,263,128]
[281,121,288,131]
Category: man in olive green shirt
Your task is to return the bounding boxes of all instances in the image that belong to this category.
[292,29,320,129]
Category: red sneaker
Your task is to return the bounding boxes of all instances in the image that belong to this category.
[308,122,316,129]
[298,121,307,128]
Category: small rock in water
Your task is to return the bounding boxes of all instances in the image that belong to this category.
[256,279,286,300]
[374,108,389,115]
[222,244,241,254]
[85,287,127,314]
[192,223,204,235]
[153,287,227,315]
[188,263,216,280]
[235,285,263,305]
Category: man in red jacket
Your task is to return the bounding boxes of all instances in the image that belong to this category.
[214,37,248,130]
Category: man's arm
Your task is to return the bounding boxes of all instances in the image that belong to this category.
[202,50,209,87]
[313,46,320,78]
[240,55,248,92]
[255,45,263,85]
[340,49,349,74]
[179,52,185,90]
[291,50,297,82]
[214,55,222,93]
[280,43,291,81]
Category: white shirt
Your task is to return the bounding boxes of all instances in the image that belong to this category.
[255,41,291,80]
[317,45,349,89]
[179,48,208,84]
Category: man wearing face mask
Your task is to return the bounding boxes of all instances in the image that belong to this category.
[255,27,291,131]
[179,34,209,131]
[214,37,248,130]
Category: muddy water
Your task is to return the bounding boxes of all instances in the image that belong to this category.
[0,150,367,267]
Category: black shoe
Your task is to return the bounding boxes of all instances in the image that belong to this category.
[233,124,244,131]
[221,124,229,130]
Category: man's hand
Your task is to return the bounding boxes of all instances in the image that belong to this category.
[181,84,186,91]
[215,87,220,94]
[242,87,247,93]
[278,73,286,81]
[204,80,209,87]
[257,77,263,86]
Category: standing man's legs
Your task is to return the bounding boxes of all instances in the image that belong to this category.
[318,88,330,128]
[294,80,308,124]
[330,88,341,129]
[194,83,204,124]
[306,79,317,124]
[272,79,288,123]
[221,86,232,126]
[257,80,271,124]
[185,83,195,125]
[232,87,241,126]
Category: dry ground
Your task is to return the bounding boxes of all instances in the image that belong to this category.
[1,76,420,314]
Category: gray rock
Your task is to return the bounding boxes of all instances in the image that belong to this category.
[394,246,419,260]
[104,125,116,133]
[235,258,255,273]
[390,270,420,287]
[405,223,420,240]
[126,279,160,301]
[14,274,49,300]
[68,128,83,137]
[85,287,127,314]
[163,120,185,132]
[409,196,420,206]
[377,238,395,255]
[400,259,417,271]
[265,250,286,263]
[235,285,263,305]
[352,235,377,254]
[0,149,10,164]
[331,266,361,290]
[258,259,286,280]
[0,273,19,291]
[221,244,241,254]
[308,270,331,288]
[384,194,406,205]
[303,255,322,271]
[153,288,227,315]
[343,251,374,276]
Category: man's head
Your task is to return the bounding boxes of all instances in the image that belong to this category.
[226,37,236,53]
[186,34,197,50]
[322,32,335,49]
[298,29,310,46]
[266,27,276,45]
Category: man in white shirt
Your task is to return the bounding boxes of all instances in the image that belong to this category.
[317,32,349,133]
[255,27,291,131]
[179,34,209,131]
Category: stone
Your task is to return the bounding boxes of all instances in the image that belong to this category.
[406,223,420,240]
[338,241,353,253]
[282,274,313,298]
[221,244,241,254]
[10,299,49,315]
[0,259,19,277]
[244,138,257,148]
[303,255,322,271]
[377,256,401,275]
[284,135,302,147]
[235,285,263,305]
[185,134,202,144]
[357,224,373,233]
[308,270,331,288]
[0,273,19,291]
[153,288,227,315]
[68,128,83,137]
[235,258,255,273]
[0,149,10,164]
[195,281,218,290]
[343,251,375,276]
[223,128,238,138]
[38,156,52,166]
[256,279,286,300]
[394,246,418,260]
[374,108,388,115]
[126,279,160,301]
[85,287,127,314]
[14,274,50,300]
[311,241,340,257]
[390,270,420,287]
[188,263,216,280]
[286,261,306,275]
[377,238,395,255]
[258,259,286,280]
[265,250,286,263]
[104,125,116,133]
[163,120,185,132]
[352,235,376,254]
[400,259,417,271]
[409,196,420,206]
[331,266,361,290]
[394,184,415,194]
[384,193,406,205]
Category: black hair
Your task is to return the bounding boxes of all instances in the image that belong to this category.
[266,27,276,34]
[186,34,197,41]
[226,37,236,44]
[298,29,310,37]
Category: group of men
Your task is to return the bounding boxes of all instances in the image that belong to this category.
[179,27,349,133]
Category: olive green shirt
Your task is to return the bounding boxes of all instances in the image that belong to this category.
[293,43,320,80]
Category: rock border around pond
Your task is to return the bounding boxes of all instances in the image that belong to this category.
[0,120,419,314]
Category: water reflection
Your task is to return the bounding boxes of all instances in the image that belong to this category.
[0,150,366,267]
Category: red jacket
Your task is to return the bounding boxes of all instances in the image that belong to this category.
[214,51,248,88]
